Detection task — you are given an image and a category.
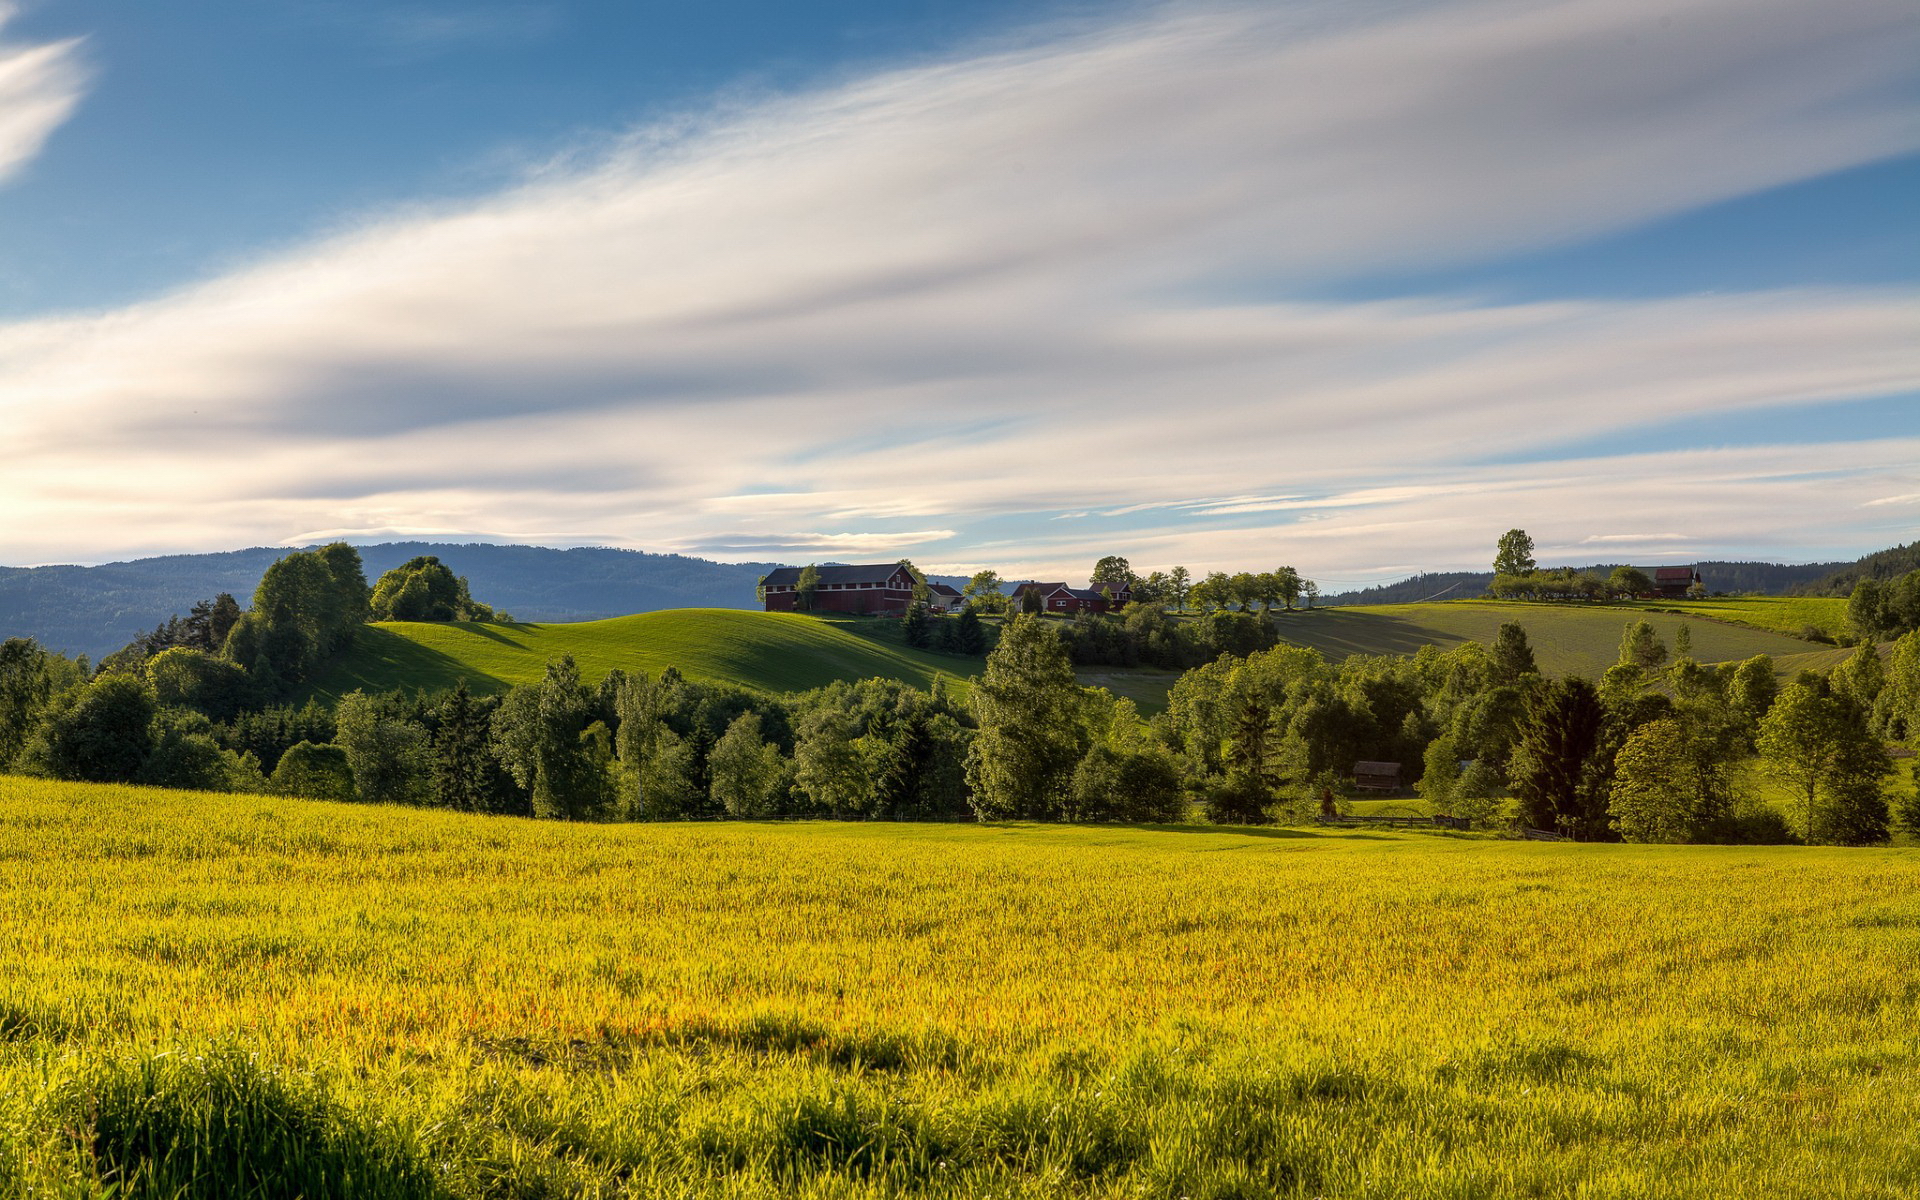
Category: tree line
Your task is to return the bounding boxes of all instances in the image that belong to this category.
[4,544,1917,846]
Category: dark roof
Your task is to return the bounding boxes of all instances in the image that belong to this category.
[1653,567,1697,582]
[928,582,963,597]
[1013,581,1068,594]
[1087,580,1131,593]
[762,563,911,587]
[1353,761,1402,775]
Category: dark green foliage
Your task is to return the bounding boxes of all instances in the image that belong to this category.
[334,691,430,806]
[794,563,821,612]
[1608,566,1653,595]
[269,741,357,803]
[1198,611,1275,660]
[951,607,988,656]
[218,702,335,775]
[142,709,253,792]
[368,555,492,622]
[1069,744,1185,822]
[223,543,370,689]
[1804,539,1920,597]
[1617,619,1667,670]
[709,711,789,817]
[1758,681,1892,845]
[1509,676,1613,839]
[899,599,932,649]
[1494,529,1537,577]
[31,674,157,783]
[494,656,616,819]
[426,682,523,813]
[0,637,56,769]
[144,648,251,723]
[88,1050,442,1200]
[1202,770,1272,824]
[966,616,1087,820]
[1491,620,1538,683]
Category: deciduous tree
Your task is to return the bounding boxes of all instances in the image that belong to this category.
[1494,529,1537,578]
[965,616,1086,819]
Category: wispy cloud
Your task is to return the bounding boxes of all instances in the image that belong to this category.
[0,7,86,185]
[1,0,1916,577]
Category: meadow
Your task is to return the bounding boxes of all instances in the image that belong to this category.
[1276,600,1819,674]
[4,777,1920,1197]
[301,609,978,703]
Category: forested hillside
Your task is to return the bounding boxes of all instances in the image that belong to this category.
[1326,559,1848,606]
[1796,541,1920,596]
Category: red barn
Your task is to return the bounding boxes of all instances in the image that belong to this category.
[1011,581,1132,614]
[1652,566,1702,598]
[760,563,916,615]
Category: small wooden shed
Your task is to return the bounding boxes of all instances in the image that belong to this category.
[1352,761,1403,793]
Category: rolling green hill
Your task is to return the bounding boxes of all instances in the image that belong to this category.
[304,609,979,702]
[1280,599,1818,675]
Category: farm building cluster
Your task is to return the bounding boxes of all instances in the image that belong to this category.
[759,564,1134,617]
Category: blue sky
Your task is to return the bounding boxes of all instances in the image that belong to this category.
[0,0,1915,584]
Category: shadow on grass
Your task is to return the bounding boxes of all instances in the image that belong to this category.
[460,621,530,648]
[1277,610,1469,660]
[305,627,511,703]
[1136,823,1401,841]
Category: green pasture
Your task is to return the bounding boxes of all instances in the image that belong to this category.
[1634,595,1851,640]
[4,777,1920,1196]
[1284,600,1815,674]
[302,608,978,703]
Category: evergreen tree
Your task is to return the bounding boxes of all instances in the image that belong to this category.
[429,681,501,811]
[1509,676,1610,838]
[1491,621,1538,684]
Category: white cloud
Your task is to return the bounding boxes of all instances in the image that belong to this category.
[1,0,1917,577]
[0,8,85,185]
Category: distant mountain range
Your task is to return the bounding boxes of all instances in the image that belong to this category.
[1321,559,1860,607]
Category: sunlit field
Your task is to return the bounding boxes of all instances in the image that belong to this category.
[4,778,1920,1198]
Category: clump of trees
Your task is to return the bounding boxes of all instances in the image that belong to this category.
[1849,570,1920,643]
[370,556,497,622]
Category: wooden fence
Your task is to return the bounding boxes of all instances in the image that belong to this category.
[1316,814,1472,831]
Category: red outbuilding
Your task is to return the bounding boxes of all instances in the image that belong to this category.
[761,563,917,615]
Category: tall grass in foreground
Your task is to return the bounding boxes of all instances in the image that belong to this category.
[2,776,1919,1197]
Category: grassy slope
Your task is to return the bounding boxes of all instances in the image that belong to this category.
[5,778,1920,1196]
[1637,595,1850,639]
[303,609,979,702]
[1281,599,1816,675]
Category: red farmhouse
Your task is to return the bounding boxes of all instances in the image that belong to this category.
[1652,566,1702,598]
[1011,581,1132,615]
[761,563,916,616]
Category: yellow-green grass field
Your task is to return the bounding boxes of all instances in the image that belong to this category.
[303,609,978,704]
[1281,600,1816,675]
[5,778,1920,1197]
[1634,595,1851,641]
